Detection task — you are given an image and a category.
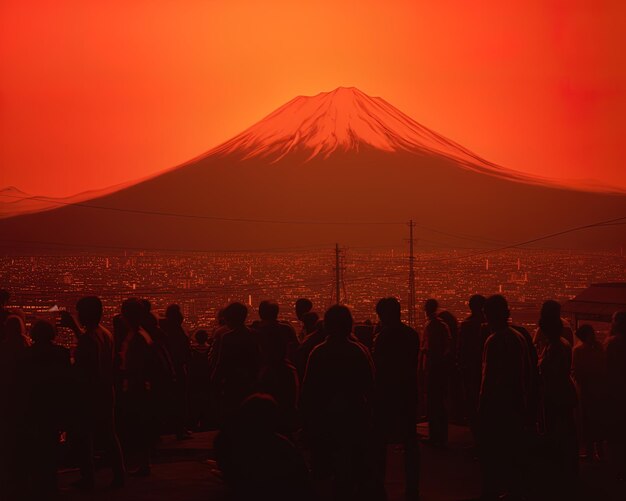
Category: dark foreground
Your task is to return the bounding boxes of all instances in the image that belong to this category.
[56,424,625,501]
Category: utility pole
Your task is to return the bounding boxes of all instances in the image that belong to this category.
[335,243,341,304]
[408,220,417,328]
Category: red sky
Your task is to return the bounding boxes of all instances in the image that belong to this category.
[1,0,625,196]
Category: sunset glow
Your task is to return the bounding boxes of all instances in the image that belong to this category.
[1,0,625,195]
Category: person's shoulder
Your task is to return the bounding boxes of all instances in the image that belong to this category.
[309,337,332,354]
[278,320,296,331]
[559,336,572,349]
[606,334,626,350]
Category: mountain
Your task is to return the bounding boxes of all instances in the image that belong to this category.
[2,87,625,252]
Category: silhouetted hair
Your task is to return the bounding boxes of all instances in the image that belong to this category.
[295,298,313,320]
[140,298,152,312]
[76,296,103,327]
[612,310,626,335]
[5,315,25,339]
[302,311,319,332]
[195,329,209,344]
[484,295,510,326]
[468,294,486,314]
[324,304,353,337]
[575,324,595,344]
[540,300,561,320]
[142,311,159,330]
[259,300,279,321]
[234,393,279,433]
[223,302,248,327]
[30,319,56,343]
[0,289,9,306]
[166,304,184,324]
[438,310,458,335]
[424,298,439,316]
[376,297,401,324]
[121,298,143,327]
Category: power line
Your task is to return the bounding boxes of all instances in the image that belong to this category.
[0,193,404,226]
[416,214,626,265]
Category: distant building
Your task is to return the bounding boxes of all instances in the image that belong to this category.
[563,282,626,329]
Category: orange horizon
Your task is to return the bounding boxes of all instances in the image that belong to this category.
[1,0,625,196]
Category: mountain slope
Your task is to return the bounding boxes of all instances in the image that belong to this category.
[2,88,625,251]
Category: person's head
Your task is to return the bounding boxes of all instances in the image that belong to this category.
[233,393,279,434]
[258,300,279,322]
[302,311,319,333]
[0,289,9,308]
[468,294,486,315]
[324,304,353,338]
[76,296,103,328]
[141,311,159,331]
[30,319,56,344]
[195,329,209,345]
[295,298,313,321]
[5,315,25,339]
[424,298,438,318]
[575,324,595,345]
[540,300,561,322]
[376,297,402,325]
[140,298,152,313]
[611,311,626,336]
[166,304,184,325]
[216,308,226,326]
[438,310,458,334]
[121,298,143,329]
[223,302,248,328]
[484,295,510,330]
[539,315,563,343]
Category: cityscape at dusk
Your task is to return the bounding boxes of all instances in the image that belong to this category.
[2,1,626,500]
[3,247,625,346]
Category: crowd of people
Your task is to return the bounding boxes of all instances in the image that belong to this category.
[0,287,625,501]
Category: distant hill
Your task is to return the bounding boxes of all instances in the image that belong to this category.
[2,87,625,251]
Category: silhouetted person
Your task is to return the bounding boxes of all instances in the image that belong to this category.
[0,315,30,499]
[372,297,421,500]
[211,302,260,424]
[479,295,530,501]
[302,311,320,336]
[160,304,192,440]
[117,297,156,477]
[251,300,299,364]
[256,324,300,434]
[606,311,626,480]
[458,294,488,440]
[510,322,540,430]
[189,329,212,431]
[20,320,71,499]
[0,289,11,343]
[572,324,607,461]
[300,304,375,501]
[354,319,375,350]
[422,298,450,445]
[533,300,574,356]
[215,393,313,501]
[295,298,314,341]
[61,296,125,489]
[294,313,326,381]
[538,314,578,488]
[439,309,464,422]
[140,308,176,438]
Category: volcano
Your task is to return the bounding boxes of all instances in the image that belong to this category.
[2,87,626,251]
